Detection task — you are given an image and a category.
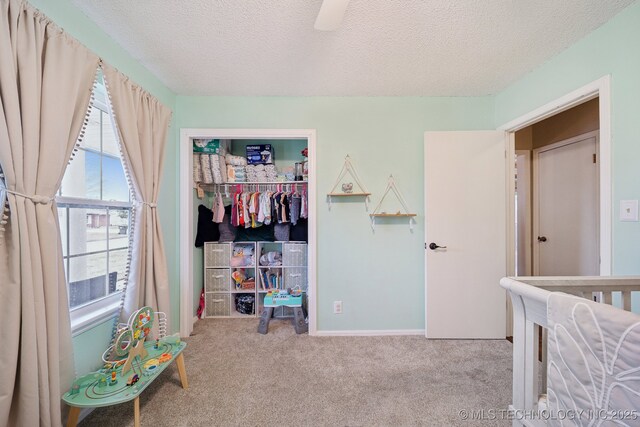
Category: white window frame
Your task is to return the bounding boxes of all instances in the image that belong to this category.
[58,198,131,335]
[57,96,133,336]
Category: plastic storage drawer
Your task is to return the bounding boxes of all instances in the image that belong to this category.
[205,269,230,292]
[284,267,307,291]
[205,243,230,267]
[206,293,230,317]
[283,243,307,266]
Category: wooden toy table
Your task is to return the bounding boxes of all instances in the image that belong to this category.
[62,340,188,427]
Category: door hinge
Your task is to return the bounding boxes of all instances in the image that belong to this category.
[593,153,597,164]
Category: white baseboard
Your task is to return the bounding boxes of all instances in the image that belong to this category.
[314,329,425,337]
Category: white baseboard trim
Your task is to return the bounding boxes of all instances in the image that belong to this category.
[314,329,425,337]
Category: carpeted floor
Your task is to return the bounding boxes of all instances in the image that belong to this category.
[79,318,513,426]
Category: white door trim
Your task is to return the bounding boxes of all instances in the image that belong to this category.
[499,75,612,276]
[515,149,532,276]
[531,131,599,275]
[179,128,318,337]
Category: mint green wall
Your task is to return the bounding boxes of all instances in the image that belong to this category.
[29,0,180,376]
[177,96,494,330]
[494,1,640,310]
[71,318,115,376]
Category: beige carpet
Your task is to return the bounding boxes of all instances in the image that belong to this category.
[79,319,512,426]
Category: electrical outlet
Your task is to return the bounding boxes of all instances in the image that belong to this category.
[333,301,343,314]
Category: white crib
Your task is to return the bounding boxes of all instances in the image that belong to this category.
[501,276,640,426]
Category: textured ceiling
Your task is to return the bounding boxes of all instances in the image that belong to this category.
[70,0,635,96]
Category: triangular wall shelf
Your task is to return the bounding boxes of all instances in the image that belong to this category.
[370,175,416,231]
[327,155,371,210]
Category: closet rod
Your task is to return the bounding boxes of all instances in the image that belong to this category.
[200,181,308,193]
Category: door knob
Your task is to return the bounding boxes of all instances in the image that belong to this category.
[537,236,547,242]
[428,242,447,250]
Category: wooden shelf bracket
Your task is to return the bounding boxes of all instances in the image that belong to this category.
[370,175,416,231]
[327,155,371,210]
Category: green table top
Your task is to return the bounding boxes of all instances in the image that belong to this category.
[62,340,186,408]
[263,293,303,307]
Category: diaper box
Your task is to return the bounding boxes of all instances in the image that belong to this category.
[246,144,274,164]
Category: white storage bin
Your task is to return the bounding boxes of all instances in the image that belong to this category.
[283,243,307,266]
[205,243,230,267]
[206,293,230,317]
[284,267,307,291]
[205,269,230,292]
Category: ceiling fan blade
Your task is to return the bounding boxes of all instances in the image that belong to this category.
[314,0,350,31]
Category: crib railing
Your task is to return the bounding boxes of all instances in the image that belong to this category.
[500,276,640,426]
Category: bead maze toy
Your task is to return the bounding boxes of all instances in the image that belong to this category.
[63,307,188,427]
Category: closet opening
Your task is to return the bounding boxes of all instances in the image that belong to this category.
[179,129,317,337]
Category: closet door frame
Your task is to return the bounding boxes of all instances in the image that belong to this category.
[179,128,318,337]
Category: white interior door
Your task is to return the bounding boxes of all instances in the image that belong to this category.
[533,132,599,276]
[424,131,507,339]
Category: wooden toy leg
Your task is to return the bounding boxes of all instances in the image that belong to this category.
[292,306,308,334]
[66,406,81,427]
[257,307,274,334]
[176,353,189,389]
[134,397,140,427]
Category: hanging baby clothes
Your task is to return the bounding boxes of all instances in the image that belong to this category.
[271,192,280,224]
[300,190,308,219]
[290,193,301,226]
[233,191,243,227]
[249,192,262,228]
[219,205,236,242]
[258,191,271,225]
[278,192,290,223]
[211,192,225,223]
[194,205,220,247]
[242,192,251,228]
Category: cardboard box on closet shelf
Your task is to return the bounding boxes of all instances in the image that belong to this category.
[246,144,274,164]
[192,139,230,154]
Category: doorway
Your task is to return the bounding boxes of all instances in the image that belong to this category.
[178,129,318,337]
[501,77,611,337]
[512,98,601,278]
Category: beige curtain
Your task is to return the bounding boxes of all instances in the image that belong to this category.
[0,0,99,426]
[101,64,172,321]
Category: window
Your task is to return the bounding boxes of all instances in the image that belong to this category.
[57,78,132,333]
